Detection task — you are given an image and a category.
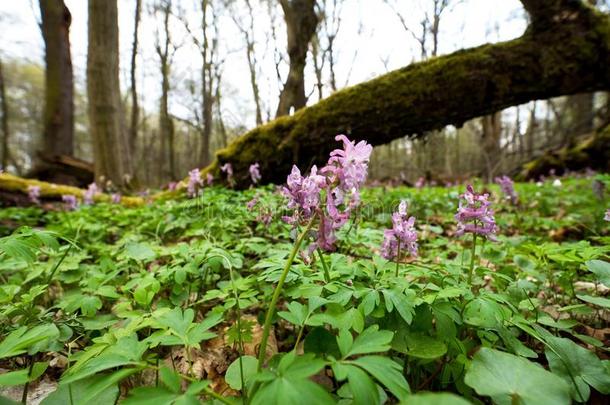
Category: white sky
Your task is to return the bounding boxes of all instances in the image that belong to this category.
[0,0,527,129]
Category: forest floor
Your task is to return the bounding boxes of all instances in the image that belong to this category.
[0,176,609,404]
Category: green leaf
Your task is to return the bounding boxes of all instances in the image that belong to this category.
[585,260,610,286]
[0,362,48,386]
[121,387,178,405]
[382,289,415,324]
[352,355,410,399]
[41,372,131,405]
[225,355,257,390]
[303,327,341,358]
[124,242,156,262]
[159,366,182,393]
[345,364,379,405]
[61,335,146,384]
[544,335,610,402]
[343,325,393,358]
[464,347,570,405]
[251,352,332,405]
[577,294,610,308]
[404,333,447,359]
[398,392,471,404]
[0,324,59,359]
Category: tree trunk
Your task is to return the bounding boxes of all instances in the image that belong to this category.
[39,0,74,159]
[87,0,133,188]
[129,0,142,156]
[199,0,214,167]
[275,0,318,117]
[211,0,610,187]
[0,58,9,170]
[156,0,176,179]
[481,111,502,180]
[568,92,595,136]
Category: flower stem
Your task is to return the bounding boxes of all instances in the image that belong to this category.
[256,218,314,372]
[317,248,331,283]
[468,232,477,289]
[395,237,401,277]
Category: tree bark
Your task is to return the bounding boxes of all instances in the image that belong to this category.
[39,0,74,159]
[275,0,319,117]
[211,0,610,187]
[87,0,133,188]
[129,0,142,156]
[0,58,9,170]
[156,0,176,179]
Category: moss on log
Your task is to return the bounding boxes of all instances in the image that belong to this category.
[519,125,610,179]
[0,173,144,207]
[212,2,610,187]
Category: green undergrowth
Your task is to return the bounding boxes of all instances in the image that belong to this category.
[0,176,609,404]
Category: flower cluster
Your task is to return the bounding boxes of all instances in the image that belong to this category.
[27,185,41,204]
[62,194,78,210]
[495,175,518,205]
[187,169,203,197]
[455,185,497,240]
[281,135,373,253]
[111,193,121,204]
[249,163,261,184]
[167,182,178,191]
[206,173,214,186]
[221,163,234,186]
[83,183,99,205]
[381,201,418,260]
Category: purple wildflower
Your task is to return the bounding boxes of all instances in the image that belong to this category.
[381,201,418,260]
[187,168,203,197]
[415,177,425,189]
[605,209,610,222]
[247,197,258,211]
[281,165,325,224]
[206,173,214,186]
[27,185,41,204]
[249,163,261,184]
[455,185,497,240]
[167,182,178,191]
[220,163,233,185]
[83,183,99,205]
[111,193,121,204]
[282,135,372,253]
[62,194,78,210]
[495,175,518,205]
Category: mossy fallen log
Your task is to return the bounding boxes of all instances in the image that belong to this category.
[519,124,610,179]
[0,173,144,207]
[211,1,610,187]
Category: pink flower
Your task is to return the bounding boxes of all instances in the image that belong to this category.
[206,173,214,186]
[247,197,258,211]
[220,163,234,185]
[111,193,121,204]
[167,182,178,191]
[381,201,418,260]
[249,163,261,184]
[455,185,497,240]
[282,135,372,252]
[187,169,203,197]
[415,177,425,188]
[495,175,518,205]
[28,185,41,204]
[83,183,99,205]
[326,134,372,190]
[62,194,78,210]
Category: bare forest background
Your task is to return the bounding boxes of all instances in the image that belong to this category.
[1,0,609,190]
